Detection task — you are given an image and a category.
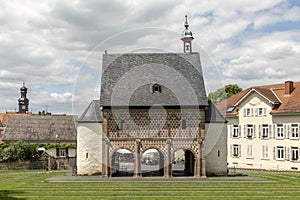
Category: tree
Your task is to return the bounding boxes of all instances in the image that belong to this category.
[0,141,37,162]
[208,84,242,104]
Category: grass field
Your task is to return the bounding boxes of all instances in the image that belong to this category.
[1,170,300,200]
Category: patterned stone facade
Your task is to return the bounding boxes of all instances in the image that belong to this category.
[102,108,207,178]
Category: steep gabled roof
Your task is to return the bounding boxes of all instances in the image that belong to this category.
[3,115,77,143]
[78,100,102,123]
[217,81,300,116]
[234,87,281,106]
[100,53,208,107]
[205,101,227,123]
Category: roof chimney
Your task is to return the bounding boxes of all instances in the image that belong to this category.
[285,81,294,95]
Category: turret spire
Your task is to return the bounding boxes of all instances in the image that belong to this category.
[181,15,194,53]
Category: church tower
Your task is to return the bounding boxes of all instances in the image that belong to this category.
[18,82,29,113]
[181,15,194,53]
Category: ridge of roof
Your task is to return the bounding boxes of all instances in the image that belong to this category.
[217,81,300,116]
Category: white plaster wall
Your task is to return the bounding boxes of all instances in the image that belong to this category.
[227,92,300,171]
[205,122,228,175]
[77,123,103,175]
[46,148,76,158]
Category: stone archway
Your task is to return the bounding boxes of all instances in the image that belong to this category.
[172,148,195,177]
[141,148,164,177]
[111,149,134,177]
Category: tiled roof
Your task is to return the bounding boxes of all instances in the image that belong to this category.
[100,53,208,107]
[217,81,300,116]
[78,100,102,123]
[3,115,77,143]
[0,112,28,144]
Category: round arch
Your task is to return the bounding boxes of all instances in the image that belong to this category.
[141,148,165,177]
[172,148,196,177]
[111,148,134,177]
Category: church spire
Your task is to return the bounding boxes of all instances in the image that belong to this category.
[18,82,29,113]
[181,15,194,53]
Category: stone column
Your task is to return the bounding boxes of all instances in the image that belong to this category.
[102,138,110,178]
[164,139,172,178]
[194,138,202,178]
[200,139,207,178]
[133,139,141,178]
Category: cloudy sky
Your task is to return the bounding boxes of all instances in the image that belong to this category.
[1,0,300,115]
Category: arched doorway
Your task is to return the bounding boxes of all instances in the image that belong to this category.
[111,149,134,177]
[172,149,195,177]
[141,149,164,177]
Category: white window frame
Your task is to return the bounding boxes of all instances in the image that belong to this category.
[291,124,299,139]
[277,124,284,139]
[247,124,254,138]
[58,148,66,157]
[245,108,252,117]
[291,147,299,161]
[246,145,253,158]
[232,144,240,157]
[258,108,266,116]
[233,125,239,138]
[276,146,284,160]
[262,145,269,159]
[262,124,269,138]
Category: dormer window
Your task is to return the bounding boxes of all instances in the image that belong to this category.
[227,106,235,112]
[152,84,162,93]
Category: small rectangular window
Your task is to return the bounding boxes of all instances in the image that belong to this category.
[247,124,254,138]
[277,124,284,138]
[119,120,125,130]
[181,119,187,129]
[233,125,239,138]
[262,124,269,138]
[277,146,284,160]
[233,144,239,157]
[258,108,266,116]
[56,148,67,157]
[262,145,269,159]
[291,147,299,161]
[245,108,252,117]
[246,145,253,158]
[291,124,299,139]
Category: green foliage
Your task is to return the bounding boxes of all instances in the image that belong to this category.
[0,142,76,162]
[0,141,37,162]
[208,84,242,103]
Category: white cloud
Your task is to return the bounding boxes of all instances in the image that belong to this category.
[0,0,299,114]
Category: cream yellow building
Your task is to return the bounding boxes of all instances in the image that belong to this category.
[218,81,300,171]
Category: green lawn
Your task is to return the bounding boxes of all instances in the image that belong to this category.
[1,170,300,200]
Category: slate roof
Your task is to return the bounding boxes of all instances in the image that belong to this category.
[78,100,102,123]
[100,53,208,107]
[217,81,300,116]
[3,115,77,143]
[205,101,227,123]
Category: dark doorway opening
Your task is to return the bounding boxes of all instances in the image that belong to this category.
[172,149,195,177]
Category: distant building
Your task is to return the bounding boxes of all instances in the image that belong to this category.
[77,16,228,177]
[0,82,77,169]
[218,81,300,171]
[3,114,77,158]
